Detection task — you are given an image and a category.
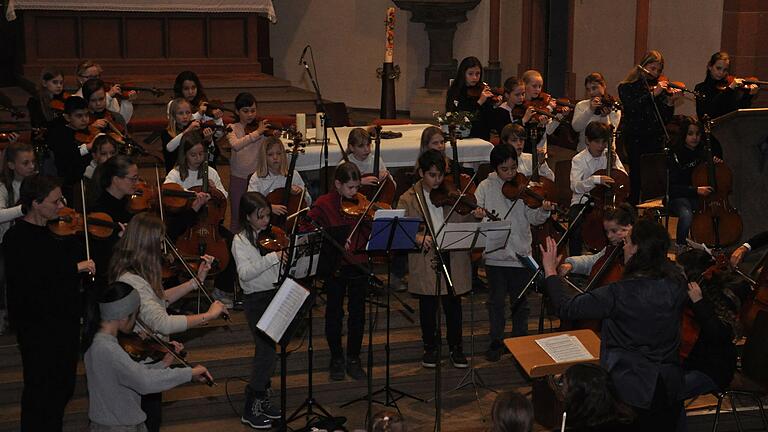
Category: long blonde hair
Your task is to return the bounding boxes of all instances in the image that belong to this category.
[621,50,665,84]
[109,213,165,298]
[167,98,192,137]
[255,136,288,177]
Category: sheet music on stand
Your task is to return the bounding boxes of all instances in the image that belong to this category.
[257,278,311,343]
[436,221,511,252]
[535,334,594,363]
[287,231,323,279]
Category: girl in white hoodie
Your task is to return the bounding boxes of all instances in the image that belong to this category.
[473,143,553,361]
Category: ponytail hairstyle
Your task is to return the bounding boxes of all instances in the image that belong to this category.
[176,129,205,181]
[37,68,65,122]
[622,50,664,84]
[2,141,35,206]
[238,191,271,243]
[81,281,137,354]
[255,136,287,177]
[90,154,135,202]
[173,70,206,109]
[109,212,165,298]
[446,56,483,111]
[705,51,731,81]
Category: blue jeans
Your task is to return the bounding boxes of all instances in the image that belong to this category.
[669,197,699,246]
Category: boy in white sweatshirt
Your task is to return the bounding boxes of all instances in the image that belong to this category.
[473,143,554,362]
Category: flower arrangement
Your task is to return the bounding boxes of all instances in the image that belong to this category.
[432,109,476,138]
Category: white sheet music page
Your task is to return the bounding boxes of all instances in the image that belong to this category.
[257,278,310,343]
[535,334,594,363]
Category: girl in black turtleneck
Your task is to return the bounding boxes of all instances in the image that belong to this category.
[668,116,722,251]
[445,56,496,141]
[694,51,758,121]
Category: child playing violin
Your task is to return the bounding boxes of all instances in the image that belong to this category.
[571,72,622,152]
[694,51,758,120]
[228,92,270,232]
[232,192,284,429]
[473,144,553,361]
[306,162,370,381]
[397,149,472,369]
[488,76,535,138]
[162,98,215,174]
[26,68,67,133]
[171,71,225,167]
[668,116,722,255]
[569,121,626,256]
[500,123,554,181]
[75,60,135,124]
[521,69,568,154]
[445,56,496,140]
[247,136,311,218]
[618,50,681,205]
[345,127,392,182]
[82,281,212,432]
[4,175,95,431]
[557,203,635,277]
[109,212,226,432]
[45,95,95,204]
[83,78,127,133]
[84,133,119,180]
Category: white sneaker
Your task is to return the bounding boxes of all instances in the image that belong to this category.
[211,288,234,309]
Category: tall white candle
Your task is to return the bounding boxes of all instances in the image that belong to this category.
[315,112,326,142]
[296,113,306,139]
[384,7,395,63]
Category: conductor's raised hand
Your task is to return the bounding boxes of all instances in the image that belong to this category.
[538,237,562,277]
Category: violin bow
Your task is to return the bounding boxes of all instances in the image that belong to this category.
[344,176,389,247]
[433,170,478,240]
[162,236,231,321]
[80,180,95,283]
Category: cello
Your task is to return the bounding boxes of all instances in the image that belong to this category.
[175,146,230,275]
[358,125,396,204]
[690,115,742,248]
[265,130,309,229]
[580,127,630,251]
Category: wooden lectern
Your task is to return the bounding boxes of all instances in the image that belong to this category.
[505,329,601,429]
[711,108,768,242]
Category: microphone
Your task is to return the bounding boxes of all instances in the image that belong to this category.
[298,45,310,65]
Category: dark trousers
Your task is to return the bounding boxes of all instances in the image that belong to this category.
[626,134,663,205]
[243,290,277,395]
[416,294,462,351]
[18,333,78,431]
[486,266,531,345]
[140,393,162,432]
[669,197,699,246]
[324,266,368,359]
[568,204,586,256]
[629,376,682,432]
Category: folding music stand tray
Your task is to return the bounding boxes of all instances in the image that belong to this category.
[504,329,601,429]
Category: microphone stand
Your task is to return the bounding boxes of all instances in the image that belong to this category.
[300,46,346,194]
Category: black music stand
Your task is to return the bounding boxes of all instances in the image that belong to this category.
[340,213,425,419]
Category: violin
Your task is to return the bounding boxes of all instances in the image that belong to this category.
[257,225,290,256]
[341,192,392,219]
[265,131,308,229]
[593,94,622,115]
[714,75,767,92]
[501,128,557,210]
[104,83,164,99]
[160,183,199,212]
[466,81,504,105]
[580,127,630,251]
[118,332,185,363]
[127,180,157,213]
[49,92,71,113]
[689,116,742,248]
[48,207,121,239]
[656,75,702,98]
[200,100,236,117]
[359,125,396,204]
[244,117,283,137]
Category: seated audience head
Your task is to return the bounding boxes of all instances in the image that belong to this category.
[490,391,533,432]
